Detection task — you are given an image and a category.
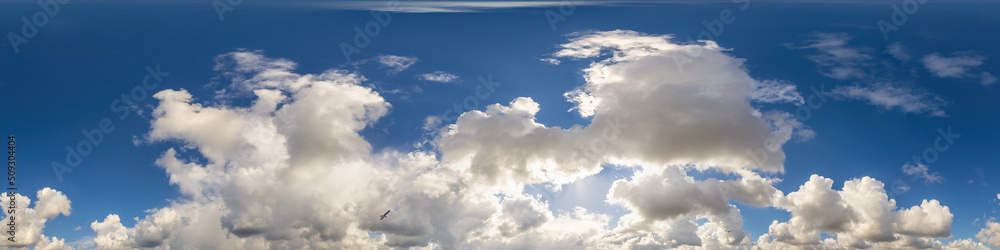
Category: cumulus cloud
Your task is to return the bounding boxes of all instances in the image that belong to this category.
[101,32,800,248]
[70,32,976,249]
[762,175,953,248]
[435,96,604,191]
[377,54,419,73]
[0,188,72,248]
[34,234,73,250]
[469,206,609,248]
[603,167,780,248]
[418,71,459,83]
[555,30,811,173]
[832,82,948,117]
[946,238,992,250]
[608,167,779,225]
[978,222,1000,248]
[93,51,402,249]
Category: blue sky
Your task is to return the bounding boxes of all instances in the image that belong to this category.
[1,1,999,249]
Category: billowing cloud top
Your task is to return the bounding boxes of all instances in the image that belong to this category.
[555,30,808,173]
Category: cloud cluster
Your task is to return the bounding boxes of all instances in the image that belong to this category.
[761,175,953,248]
[556,30,809,173]
[792,33,950,117]
[58,31,982,249]
[977,222,1000,248]
[0,188,72,249]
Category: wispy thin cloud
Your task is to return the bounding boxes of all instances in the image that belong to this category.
[790,33,873,80]
[309,1,615,13]
[886,42,911,61]
[300,0,995,13]
[540,58,560,65]
[377,54,419,74]
[832,83,948,117]
[418,71,459,83]
[902,162,944,184]
[923,52,985,78]
[922,52,995,86]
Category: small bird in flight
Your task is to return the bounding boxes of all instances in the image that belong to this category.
[380,210,391,220]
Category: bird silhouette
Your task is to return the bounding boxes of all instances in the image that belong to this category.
[380,210,391,220]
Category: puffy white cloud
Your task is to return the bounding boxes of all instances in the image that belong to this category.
[434,97,601,191]
[555,30,810,173]
[946,238,992,250]
[0,188,72,248]
[765,175,953,247]
[91,51,400,249]
[902,162,944,184]
[895,199,952,238]
[91,214,130,249]
[418,71,459,83]
[493,195,551,237]
[34,234,72,250]
[92,198,318,249]
[602,167,764,248]
[607,167,778,225]
[977,222,1000,248]
[772,175,851,243]
[609,168,723,221]
[470,207,609,249]
[120,34,796,248]
[757,234,986,250]
[377,54,419,73]
[832,82,948,117]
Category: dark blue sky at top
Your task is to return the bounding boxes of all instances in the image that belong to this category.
[0,1,998,245]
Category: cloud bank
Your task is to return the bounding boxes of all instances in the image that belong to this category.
[12,31,987,249]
